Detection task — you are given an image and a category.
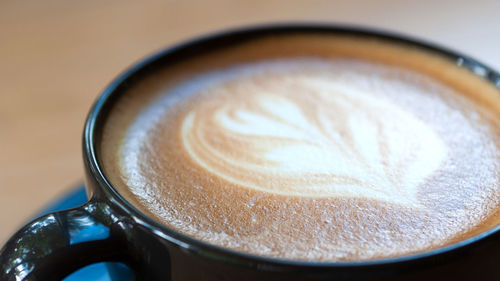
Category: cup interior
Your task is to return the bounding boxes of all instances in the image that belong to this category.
[83,24,500,267]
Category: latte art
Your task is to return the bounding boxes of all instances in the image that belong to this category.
[101,36,500,262]
[180,63,448,206]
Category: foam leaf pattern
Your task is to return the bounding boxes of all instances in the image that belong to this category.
[181,73,448,207]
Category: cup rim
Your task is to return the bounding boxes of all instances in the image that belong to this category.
[83,23,500,269]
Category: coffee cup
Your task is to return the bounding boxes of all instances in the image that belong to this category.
[2,24,500,281]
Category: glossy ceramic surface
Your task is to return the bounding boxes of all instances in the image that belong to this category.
[39,187,134,281]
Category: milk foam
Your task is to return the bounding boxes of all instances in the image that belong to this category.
[109,55,500,261]
[177,60,448,207]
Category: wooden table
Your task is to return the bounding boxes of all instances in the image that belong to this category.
[1,0,500,245]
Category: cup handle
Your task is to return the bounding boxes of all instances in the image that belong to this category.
[0,201,136,281]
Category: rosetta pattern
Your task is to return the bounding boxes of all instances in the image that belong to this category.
[180,64,448,207]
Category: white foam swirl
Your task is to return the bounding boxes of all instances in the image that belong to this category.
[180,62,448,206]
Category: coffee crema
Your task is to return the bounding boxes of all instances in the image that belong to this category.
[100,34,500,261]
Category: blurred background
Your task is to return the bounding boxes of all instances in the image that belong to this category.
[1,0,500,245]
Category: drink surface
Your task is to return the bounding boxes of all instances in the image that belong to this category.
[100,34,500,261]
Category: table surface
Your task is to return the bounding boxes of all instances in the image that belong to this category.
[2,0,500,245]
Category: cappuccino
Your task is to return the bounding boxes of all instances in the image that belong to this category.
[100,34,500,261]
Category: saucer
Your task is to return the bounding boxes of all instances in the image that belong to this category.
[35,185,135,281]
